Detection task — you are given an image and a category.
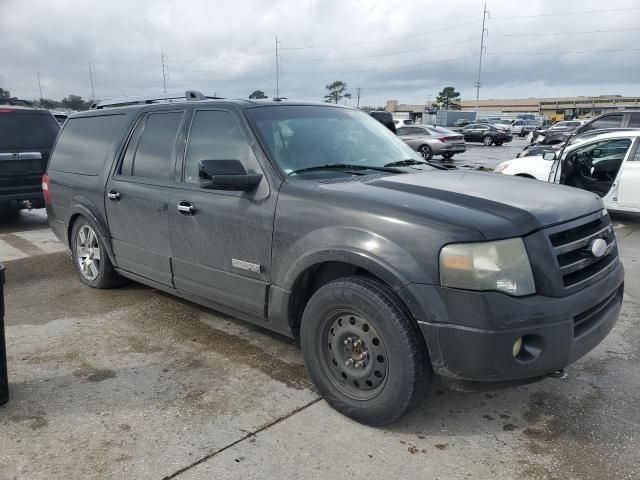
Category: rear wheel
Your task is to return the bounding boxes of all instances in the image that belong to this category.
[300,277,430,426]
[419,145,433,160]
[482,135,494,146]
[71,217,122,288]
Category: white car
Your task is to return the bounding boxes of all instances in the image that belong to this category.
[394,118,414,128]
[496,130,640,213]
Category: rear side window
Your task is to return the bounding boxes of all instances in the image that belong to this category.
[49,114,124,175]
[120,111,183,180]
[588,114,623,130]
[0,111,59,149]
[629,114,640,128]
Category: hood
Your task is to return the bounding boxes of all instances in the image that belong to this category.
[319,171,604,239]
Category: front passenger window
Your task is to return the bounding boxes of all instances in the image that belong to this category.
[184,110,258,185]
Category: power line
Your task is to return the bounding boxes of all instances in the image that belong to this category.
[275,35,281,98]
[88,62,95,101]
[36,71,43,100]
[161,52,168,93]
[170,61,275,74]
[490,6,640,19]
[496,27,640,37]
[280,19,481,50]
[356,87,362,108]
[301,37,479,63]
[286,53,479,75]
[487,47,640,55]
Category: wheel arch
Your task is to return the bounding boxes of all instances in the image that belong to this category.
[66,201,116,264]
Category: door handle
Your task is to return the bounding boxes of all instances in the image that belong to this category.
[177,201,195,215]
[107,190,120,201]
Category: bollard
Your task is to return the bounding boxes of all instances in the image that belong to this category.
[0,264,7,405]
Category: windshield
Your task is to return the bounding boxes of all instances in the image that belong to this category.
[0,111,60,149]
[246,105,422,175]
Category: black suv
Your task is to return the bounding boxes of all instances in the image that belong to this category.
[0,106,59,211]
[460,123,512,146]
[46,93,624,425]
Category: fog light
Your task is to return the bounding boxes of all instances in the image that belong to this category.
[512,337,523,357]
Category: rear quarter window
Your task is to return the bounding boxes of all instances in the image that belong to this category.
[48,114,125,175]
[0,111,59,149]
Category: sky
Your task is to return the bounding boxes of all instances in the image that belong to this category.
[1,0,639,107]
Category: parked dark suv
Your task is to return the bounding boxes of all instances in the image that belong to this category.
[1,106,59,211]
[46,92,624,425]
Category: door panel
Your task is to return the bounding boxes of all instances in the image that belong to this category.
[617,147,640,209]
[169,108,277,318]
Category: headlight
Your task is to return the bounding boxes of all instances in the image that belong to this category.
[440,238,535,296]
[495,162,510,173]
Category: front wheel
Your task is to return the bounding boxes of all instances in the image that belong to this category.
[300,277,430,426]
[419,145,433,160]
[482,135,494,146]
[442,153,455,160]
[495,141,503,146]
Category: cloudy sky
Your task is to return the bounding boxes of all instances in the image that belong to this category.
[1,0,639,107]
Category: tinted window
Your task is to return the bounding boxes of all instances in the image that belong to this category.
[0,110,59,149]
[184,110,255,184]
[129,112,183,180]
[397,127,408,135]
[629,114,640,128]
[589,115,623,130]
[408,127,427,135]
[49,114,124,175]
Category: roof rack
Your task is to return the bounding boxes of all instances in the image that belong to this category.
[90,90,220,109]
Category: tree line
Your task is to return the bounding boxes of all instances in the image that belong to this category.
[0,88,93,110]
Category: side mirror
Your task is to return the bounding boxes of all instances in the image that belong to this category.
[543,151,557,161]
[198,159,262,191]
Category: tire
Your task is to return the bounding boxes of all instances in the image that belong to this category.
[70,217,123,288]
[482,135,493,146]
[495,141,503,146]
[300,276,430,426]
[442,153,455,160]
[418,145,433,160]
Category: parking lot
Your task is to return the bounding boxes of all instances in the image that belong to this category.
[1,140,639,480]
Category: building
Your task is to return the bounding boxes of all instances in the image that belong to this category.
[385,95,640,119]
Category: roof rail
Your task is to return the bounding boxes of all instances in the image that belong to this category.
[90,90,217,109]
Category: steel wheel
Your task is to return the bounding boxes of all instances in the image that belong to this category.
[75,224,101,281]
[320,311,389,401]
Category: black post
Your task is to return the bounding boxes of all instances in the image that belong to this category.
[0,264,7,405]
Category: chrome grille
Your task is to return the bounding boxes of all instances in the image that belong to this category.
[546,211,618,292]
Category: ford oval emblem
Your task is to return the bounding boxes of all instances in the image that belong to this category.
[590,238,608,258]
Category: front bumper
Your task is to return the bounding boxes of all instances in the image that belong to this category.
[400,262,624,382]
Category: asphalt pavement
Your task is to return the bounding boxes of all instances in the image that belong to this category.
[0,140,639,480]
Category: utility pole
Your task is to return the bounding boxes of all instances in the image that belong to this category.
[88,62,96,101]
[356,87,362,108]
[161,52,168,94]
[37,71,43,102]
[275,36,281,98]
[475,2,488,112]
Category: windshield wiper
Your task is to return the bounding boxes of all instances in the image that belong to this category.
[385,159,446,170]
[288,163,402,176]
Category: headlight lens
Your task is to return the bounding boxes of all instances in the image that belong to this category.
[440,238,535,296]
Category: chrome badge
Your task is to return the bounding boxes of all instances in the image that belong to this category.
[590,238,608,258]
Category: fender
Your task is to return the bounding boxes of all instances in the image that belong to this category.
[66,198,116,265]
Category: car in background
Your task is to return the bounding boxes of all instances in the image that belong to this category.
[454,118,473,128]
[491,119,513,133]
[369,111,396,133]
[396,125,466,160]
[496,130,640,213]
[460,123,512,146]
[0,106,60,212]
[511,119,540,137]
[394,118,414,128]
[50,111,69,125]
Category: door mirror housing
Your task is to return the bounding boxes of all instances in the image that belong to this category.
[543,151,557,161]
[198,159,262,191]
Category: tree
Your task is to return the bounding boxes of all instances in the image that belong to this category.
[435,86,461,110]
[249,90,268,99]
[61,94,90,111]
[38,98,60,109]
[0,88,10,99]
[324,80,351,104]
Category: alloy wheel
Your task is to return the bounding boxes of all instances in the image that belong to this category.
[75,224,101,281]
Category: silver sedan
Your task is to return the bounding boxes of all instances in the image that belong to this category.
[396,125,466,160]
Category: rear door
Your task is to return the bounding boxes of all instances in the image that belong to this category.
[105,108,186,285]
[168,108,276,317]
[616,140,640,210]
